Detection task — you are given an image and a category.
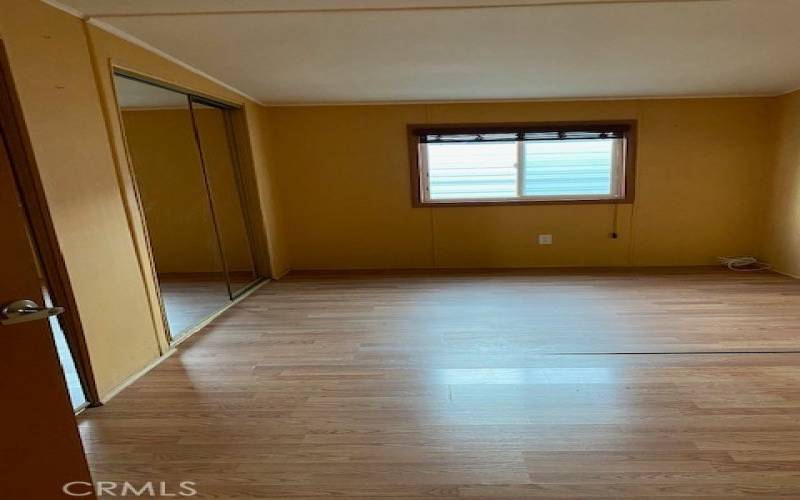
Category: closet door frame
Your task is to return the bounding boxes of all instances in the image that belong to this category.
[188,96,263,300]
[109,67,267,346]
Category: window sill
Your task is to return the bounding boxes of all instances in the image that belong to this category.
[414,197,633,208]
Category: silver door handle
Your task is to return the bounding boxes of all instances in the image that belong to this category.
[0,299,65,325]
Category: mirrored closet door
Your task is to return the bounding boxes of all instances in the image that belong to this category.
[113,72,262,342]
[190,98,260,297]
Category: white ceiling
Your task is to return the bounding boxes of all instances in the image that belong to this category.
[56,0,800,104]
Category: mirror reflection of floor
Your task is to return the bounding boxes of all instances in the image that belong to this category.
[158,272,259,340]
[158,275,231,340]
[228,271,259,296]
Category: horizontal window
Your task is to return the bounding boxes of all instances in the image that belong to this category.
[409,122,636,206]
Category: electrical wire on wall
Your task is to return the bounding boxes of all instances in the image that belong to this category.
[718,256,772,271]
[610,203,619,239]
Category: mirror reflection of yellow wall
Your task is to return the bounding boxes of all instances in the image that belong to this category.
[121,108,225,274]
[115,74,261,340]
[191,104,257,283]
[122,105,258,295]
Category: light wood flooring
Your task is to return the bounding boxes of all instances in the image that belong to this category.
[79,268,800,498]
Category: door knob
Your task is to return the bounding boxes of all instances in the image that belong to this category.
[0,299,65,325]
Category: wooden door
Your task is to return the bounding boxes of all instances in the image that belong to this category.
[0,126,95,498]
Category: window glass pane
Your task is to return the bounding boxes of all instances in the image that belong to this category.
[426,142,517,200]
[523,139,616,196]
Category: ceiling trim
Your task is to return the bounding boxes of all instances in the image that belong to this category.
[80,0,729,19]
[782,83,800,97]
[260,91,785,108]
[39,0,265,105]
[40,0,86,18]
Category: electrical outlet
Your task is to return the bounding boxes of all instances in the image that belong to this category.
[538,234,553,245]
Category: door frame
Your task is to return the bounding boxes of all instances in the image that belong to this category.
[0,40,101,407]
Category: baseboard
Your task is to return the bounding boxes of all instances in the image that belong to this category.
[272,267,291,280]
[157,271,256,281]
[286,264,736,277]
[772,268,800,280]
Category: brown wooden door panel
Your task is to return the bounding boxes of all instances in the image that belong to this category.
[0,116,95,498]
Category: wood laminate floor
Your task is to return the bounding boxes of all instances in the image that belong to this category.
[79,268,800,498]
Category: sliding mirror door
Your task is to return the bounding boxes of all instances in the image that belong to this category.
[114,74,231,340]
[189,99,260,297]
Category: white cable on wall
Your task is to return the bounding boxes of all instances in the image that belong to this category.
[718,256,772,272]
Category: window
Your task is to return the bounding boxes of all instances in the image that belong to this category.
[409,122,636,206]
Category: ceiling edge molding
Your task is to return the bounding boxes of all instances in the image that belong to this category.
[261,92,779,108]
[81,0,729,19]
[781,84,800,97]
[38,1,265,106]
[40,0,87,19]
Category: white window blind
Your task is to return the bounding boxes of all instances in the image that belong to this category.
[522,139,615,197]
[416,126,629,204]
[426,142,517,200]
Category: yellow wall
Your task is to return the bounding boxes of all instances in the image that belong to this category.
[0,0,287,398]
[122,108,222,275]
[0,0,160,397]
[121,108,254,274]
[765,90,800,276]
[269,98,773,269]
[193,106,258,274]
